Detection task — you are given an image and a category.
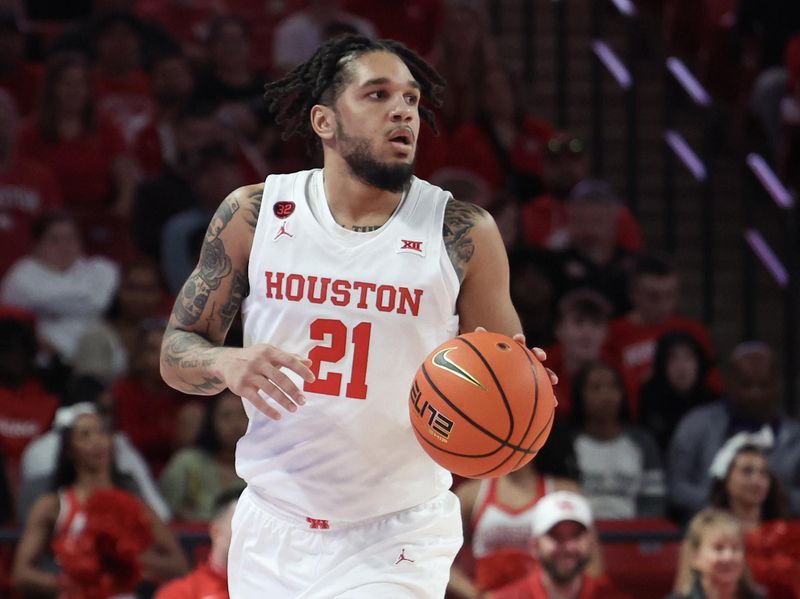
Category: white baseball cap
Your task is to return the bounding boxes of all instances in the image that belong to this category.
[532,491,593,537]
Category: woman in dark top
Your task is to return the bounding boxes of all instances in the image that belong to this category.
[639,331,717,450]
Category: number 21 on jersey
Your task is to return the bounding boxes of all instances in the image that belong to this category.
[303,318,372,399]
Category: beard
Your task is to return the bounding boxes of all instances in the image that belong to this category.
[540,554,590,586]
[337,124,415,193]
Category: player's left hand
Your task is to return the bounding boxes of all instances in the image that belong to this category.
[473,327,558,386]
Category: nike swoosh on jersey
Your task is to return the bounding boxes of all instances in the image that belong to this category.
[431,348,486,390]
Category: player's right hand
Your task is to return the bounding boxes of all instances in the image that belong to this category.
[219,344,316,420]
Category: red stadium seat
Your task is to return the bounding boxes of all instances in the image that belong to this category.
[597,519,682,599]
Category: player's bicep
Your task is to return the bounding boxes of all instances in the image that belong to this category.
[168,187,259,344]
[455,212,521,337]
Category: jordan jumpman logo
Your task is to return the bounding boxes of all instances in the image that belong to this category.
[395,548,415,565]
[273,222,294,240]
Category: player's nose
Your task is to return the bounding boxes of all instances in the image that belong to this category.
[389,99,413,122]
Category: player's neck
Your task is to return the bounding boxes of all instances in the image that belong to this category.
[322,164,405,229]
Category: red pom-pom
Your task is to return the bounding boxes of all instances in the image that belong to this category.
[53,489,153,599]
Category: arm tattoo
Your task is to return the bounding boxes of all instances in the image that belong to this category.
[176,373,224,394]
[162,328,226,394]
[244,185,263,229]
[443,199,484,283]
[220,270,249,329]
[173,198,238,327]
[162,187,261,396]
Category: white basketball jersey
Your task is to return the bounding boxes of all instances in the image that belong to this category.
[239,169,460,522]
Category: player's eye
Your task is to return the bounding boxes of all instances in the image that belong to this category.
[368,90,387,100]
[405,94,419,105]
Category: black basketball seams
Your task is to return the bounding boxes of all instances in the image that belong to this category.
[455,336,515,436]
[509,348,545,471]
[419,363,526,451]
[410,417,509,459]
[412,335,554,478]
[417,363,539,455]
[464,343,547,477]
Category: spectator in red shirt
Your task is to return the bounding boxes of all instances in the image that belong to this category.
[490,491,630,599]
[92,11,154,144]
[604,254,719,418]
[442,67,555,198]
[546,289,615,417]
[112,321,206,475]
[0,89,62,278]
[154,488,241,599]
[17,52,139,257]
[0,314,59,494]
[342,0,444,56]
[132,50,196,177]
[520,133,643,253]
[0,11,43,117]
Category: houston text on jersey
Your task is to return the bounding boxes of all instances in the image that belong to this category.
[264,271,424,316]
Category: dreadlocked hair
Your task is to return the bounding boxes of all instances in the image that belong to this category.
[263,34,446,144]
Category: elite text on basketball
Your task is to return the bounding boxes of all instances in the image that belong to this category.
[264,271,424,316]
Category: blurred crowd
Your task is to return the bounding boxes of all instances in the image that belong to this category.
[0,0,798,598]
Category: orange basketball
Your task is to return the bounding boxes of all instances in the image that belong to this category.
[409,331,556,479]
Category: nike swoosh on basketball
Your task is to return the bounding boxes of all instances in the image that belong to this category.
[431,348,486,390]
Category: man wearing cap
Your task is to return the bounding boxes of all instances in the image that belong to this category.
[490,491,629,599]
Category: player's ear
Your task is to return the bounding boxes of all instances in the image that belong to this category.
[310,104,336,140]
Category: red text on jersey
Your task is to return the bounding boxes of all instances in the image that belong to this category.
[264,271,424,317]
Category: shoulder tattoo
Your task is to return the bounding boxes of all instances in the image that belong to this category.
[243,184,264,230]
[443,199,485,283]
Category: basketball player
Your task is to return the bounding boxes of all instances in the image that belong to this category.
[160,34,555,598]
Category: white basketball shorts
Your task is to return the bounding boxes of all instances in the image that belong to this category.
[228,486,463,598]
